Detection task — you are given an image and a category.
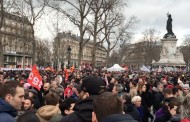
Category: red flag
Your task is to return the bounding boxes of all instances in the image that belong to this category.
[64,68,68,81]
[70,65,74,73]
[27,64,42,91]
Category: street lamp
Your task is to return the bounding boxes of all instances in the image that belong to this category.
[67,45,71,69]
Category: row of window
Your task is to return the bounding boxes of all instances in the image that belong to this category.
[4,56,31,63]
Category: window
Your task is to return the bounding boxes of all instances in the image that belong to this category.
[17,57,22,63]
[9,56,15,62]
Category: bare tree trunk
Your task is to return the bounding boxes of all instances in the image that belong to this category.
[91,43,96,70]
[0,34,3,68]
[78,45,83,69]
[0,0,4,68]
[31,26,36,65]
[105,51,109,67]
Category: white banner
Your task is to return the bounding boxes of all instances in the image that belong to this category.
[0,68,32,71]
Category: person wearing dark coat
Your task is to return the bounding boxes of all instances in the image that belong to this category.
[92,92,137,122]
[152,82,164,113]
[100,114,138,122]
[137,83,154,122]
[60,76,106,122]
[122,93,141,122]
[61,96,95,122]
[0,81,25,122]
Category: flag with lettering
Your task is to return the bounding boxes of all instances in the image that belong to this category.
[27,64,42,91]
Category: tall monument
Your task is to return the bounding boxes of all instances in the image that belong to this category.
[153,13,186,66]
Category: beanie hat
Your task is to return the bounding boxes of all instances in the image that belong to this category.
[183,84,189,89]
[81,76,106,95]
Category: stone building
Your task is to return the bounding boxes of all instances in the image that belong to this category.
[53,32,107,69]
[0,11,33,68]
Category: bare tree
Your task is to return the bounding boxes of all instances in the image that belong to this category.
[48,0,93,68]
[181,34,190,71]
[12,0,49,65]
[140,28,160,65]
[87,0,127,69]
[0,0,4,67]
[36,39,52,67]
[100,1,138,67]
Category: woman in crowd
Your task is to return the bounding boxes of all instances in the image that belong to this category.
[137,83,153,122]
[131,96,144,122]
[181,93,190,122]
[129,80,137,98]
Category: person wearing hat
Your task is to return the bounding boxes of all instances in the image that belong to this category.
[180,84,190,102]
[60,76,106,122]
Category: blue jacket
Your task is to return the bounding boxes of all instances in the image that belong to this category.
[0,98,17,122]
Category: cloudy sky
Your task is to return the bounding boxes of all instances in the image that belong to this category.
[125,0,190,45]
[36,0,190,45]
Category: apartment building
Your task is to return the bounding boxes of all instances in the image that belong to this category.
[53,32,107,68]
[0,11,33,68]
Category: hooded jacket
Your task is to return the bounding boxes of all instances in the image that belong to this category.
[0,98,17,122]
[100,113,138,122]
[60,96,95,122]
[36,105,61,122]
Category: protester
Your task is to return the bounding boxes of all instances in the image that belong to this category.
[50,98,77,122]
[152,81,164,113]
[92,92,137,122]
[181,93,190,122]
[154,98,181,122]
[60,76,106,122]
[28,88,41,109]
[112,84,124,97]
[43,83,51,96]
[17,112,40,122]
[137,83,154,122]
[122,93,141,121]
[181,84,190,102]
[64,82,74,99]
[0,81,25,122]
[36,93,61,122]
[23,97,35,112]
[129,80,138,98]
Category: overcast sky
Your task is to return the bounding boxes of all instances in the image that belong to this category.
[125,0,190,45]
[35,0,190,46]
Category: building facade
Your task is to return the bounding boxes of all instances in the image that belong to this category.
[0,11,33,68]
[53,32,107,69]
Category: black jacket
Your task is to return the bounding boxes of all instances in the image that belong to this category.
[100,113,138,122]
[124,104,141,122]
[60,96,95,122]
[152,89,164,113]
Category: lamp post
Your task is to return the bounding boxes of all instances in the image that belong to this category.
[67,45,71,69]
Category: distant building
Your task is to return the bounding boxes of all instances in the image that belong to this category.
[0,11,33,68]
[53,32,107,69]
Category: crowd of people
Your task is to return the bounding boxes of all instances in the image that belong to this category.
[0,68,190,122]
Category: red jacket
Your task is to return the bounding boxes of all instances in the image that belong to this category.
[64,86,73,98]
[181,118,190,122]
